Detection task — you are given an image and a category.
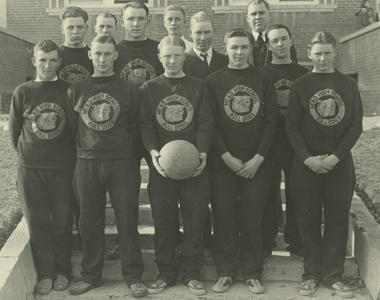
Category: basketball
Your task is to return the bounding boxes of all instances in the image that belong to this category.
[159,140,200,180]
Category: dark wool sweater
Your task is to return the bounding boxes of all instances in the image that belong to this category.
[9,79,76,169]
[286,70,363,162]
[58,45,94,83]
[66,74,140,160]
[114,38,164,87]
[261,62,309,152]
[207,66,277,162]
[140,74,213,154]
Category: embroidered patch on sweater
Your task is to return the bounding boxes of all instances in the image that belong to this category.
[310,88,345,126]
[30,103,66,139]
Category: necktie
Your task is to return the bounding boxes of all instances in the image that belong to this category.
[253,32,266,68]
[200,53,208,68]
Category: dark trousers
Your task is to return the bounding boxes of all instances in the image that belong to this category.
[73,158,144,286]
[262,148,301,250]
[17,166,74,280]
[148,166,209,285]
[209,157,271,280]
[290,153,355,284]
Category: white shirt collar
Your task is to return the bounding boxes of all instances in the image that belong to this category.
[252,30,266,42]
[192,46,213,61]
[34,76,58,82]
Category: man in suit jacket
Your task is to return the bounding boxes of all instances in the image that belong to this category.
[246,0,297,68]
[183,11,228,80]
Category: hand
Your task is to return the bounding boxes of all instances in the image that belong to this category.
[323,154,339,169]
[304,155,330,174]
[221,152,244,173]
[236,154,264,179]
[193,152,207,177]
[150,149,167,177]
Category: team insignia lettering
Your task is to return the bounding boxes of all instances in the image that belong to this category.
[309,89,345,126]
[274,79,293,116]
[30,103,66,139]
[156,95,194,131]
[81,93,120,131]
[120,59,156,87]
[59,64,91,83]
[224,85,260,122]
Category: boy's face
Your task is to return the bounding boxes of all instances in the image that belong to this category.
[307,43,336,73]
[121,7,149,40]
[32,50,61,81]
[158,45,186,77]
[61,17,88,48]
[94,16,117,37]
[89,42,118,76]
[267,28,292,60]
[224,36,251,69]
[246,2,271,33]
[189,21,214,53]
[163,10,185,37]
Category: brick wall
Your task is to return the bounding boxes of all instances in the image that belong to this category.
[341,23,380,115]
[0,28,35,114]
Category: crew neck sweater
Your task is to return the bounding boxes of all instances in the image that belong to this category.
[58,45,94,83]
[286,70,363,162]
[66,74,140,160]
[207,66,277,162]
[115,38,164,87]
[140,74,213,154]
[9,79,76,169]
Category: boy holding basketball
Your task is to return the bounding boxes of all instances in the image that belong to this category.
[206,28,277,294]
[140,36,213,296]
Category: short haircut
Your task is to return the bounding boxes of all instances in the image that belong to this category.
[189,11,213,29]
[265,24,292,43]
[224,28,253,47]
[163,5,186,19]
[308,31,336,50]
[91,34,117,50]
[96,12,117,26]
[158,36,186,52]
[34,40,61,58]
[246,0,270,13]
[361,0,369,8]
[121,2,149,17]
[60,6,88,23]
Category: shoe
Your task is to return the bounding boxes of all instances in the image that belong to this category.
[130,282,147,298]
[105,244,120,261]
[204,248,214,266]
[68,280,98,295]
[246,279,265,294]
[35,278,53,295]
[299,279,318,296]
[188,280,206,295]
[213,276,232,293]
[147,279,167,294]
[286,245,304,258]
[332,281,354,298]
[54,274,69,291]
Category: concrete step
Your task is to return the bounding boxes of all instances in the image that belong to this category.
[35,279,371,300]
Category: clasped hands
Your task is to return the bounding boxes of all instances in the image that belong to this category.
[304,154,339,174]
[221,152,264,179]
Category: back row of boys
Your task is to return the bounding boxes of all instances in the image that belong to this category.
[9,0,363,299]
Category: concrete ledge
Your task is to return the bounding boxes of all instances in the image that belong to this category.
[0,218,37,300]
[350,192,380,299]
[340,22,380,44]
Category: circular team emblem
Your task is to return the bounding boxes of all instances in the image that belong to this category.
[120,59,156,87]
[59,64,91,83]
[274,79,293,116]
[81,93,120,131]
[30,103,66,139]
[156,95,194,131]
[224,85,260,122]
[310,89,345,126]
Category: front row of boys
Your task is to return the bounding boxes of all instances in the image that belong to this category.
[9,6,363,300]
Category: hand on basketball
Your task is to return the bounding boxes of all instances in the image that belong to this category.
[304,155,330,174]
[236,154,264,179]
[150,149,167,177]
[193,152,207,177]
[322,154,339,170]
[221,152,244,173]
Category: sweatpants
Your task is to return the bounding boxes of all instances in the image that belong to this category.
[290,153,355,284]
[17,166,74,280]
[209,156,272,280]
[148,166,209,285]
[73,158,144,286]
